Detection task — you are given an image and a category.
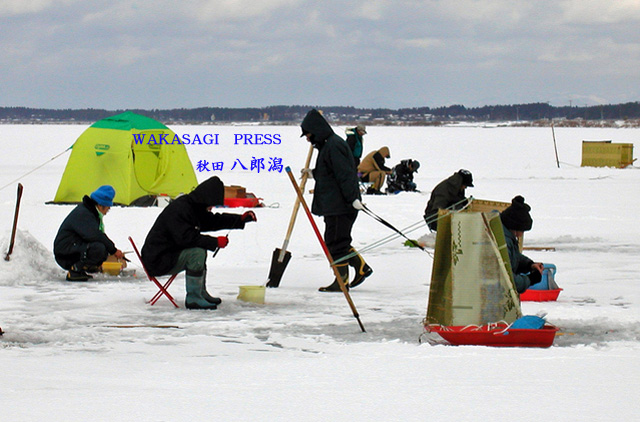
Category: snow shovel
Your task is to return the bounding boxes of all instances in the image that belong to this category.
[266,144,314,288]
[284,166,366,333]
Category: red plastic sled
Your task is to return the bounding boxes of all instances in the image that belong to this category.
[520,288,563,302]
[425,323,559,348]
[223,193,263,208]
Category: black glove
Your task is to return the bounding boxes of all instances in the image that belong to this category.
[528,269,542,286]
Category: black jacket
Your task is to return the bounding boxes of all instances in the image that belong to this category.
[503,226,535,293]
[387,160,417,192]
[141,177,245,276]
[301,110,361,216]
[54,195,117,258]
[424,172,468,230]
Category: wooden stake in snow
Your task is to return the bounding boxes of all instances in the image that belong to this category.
[551,124,560,168]
[5,183,23,261]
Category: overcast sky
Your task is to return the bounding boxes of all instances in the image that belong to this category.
[1,0,638,110]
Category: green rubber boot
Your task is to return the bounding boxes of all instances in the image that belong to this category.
[185,274,218,310]
[200,270,222,305]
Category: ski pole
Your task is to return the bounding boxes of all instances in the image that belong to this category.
[285,166,366,333]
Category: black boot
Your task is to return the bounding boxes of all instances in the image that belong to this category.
[319,263,349,292]
[66,270,89,282]
[348,248,373,289]
[66,263,93,282]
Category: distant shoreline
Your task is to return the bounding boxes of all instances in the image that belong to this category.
[1,102,640,126]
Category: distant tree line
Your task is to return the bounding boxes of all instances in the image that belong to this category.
[1,102,639,124]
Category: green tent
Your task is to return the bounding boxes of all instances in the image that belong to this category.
[53,111,198,206]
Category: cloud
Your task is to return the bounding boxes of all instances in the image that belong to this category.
[0,0,639,108]
[186,0,302,23]
[560,0,640,24]
[0,0,78,17]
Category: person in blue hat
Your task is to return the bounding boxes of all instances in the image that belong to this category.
[54,185,124,281]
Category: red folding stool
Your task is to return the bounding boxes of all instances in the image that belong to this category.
[129,236,179,308]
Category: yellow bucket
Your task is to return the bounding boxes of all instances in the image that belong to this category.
[101,261,123,276]
[237,285,265,304]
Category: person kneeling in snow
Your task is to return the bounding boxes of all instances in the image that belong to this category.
[500,195,544,293]
[386,159,420,194]
[141,176,256,310]
[54,185,125,281]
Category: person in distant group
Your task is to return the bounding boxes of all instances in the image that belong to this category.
[54,185,124,281]
[300,109,373,292]
[500,195,544,293]
[423,169,474,231]
[358,146,391,195]
[386,159,420,194]
[141,176,257,309]
[345,124,367,167]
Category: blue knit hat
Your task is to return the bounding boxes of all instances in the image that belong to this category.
[90,185,116,207]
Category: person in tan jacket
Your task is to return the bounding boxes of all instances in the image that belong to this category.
[357,146,391,194]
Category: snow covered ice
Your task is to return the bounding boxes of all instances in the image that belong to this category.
[0,123,639,421]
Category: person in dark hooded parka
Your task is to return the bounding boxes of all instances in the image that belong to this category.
[300,109,373,291]
[141,176,256,309]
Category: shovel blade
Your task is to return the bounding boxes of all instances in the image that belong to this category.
[266,248,292,288]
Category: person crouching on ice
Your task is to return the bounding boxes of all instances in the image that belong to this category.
[54,185,125,281]
[500,195,544,293]
[141,176,256,309]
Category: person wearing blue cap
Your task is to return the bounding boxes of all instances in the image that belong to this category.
[54,185,124,281]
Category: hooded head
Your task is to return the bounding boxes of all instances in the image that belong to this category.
[300,109,334,147]
[379,146,390,158]
[501,195,533,232]
[410,160,420,172]
[90,185,115,207]
[188,176,225,207]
